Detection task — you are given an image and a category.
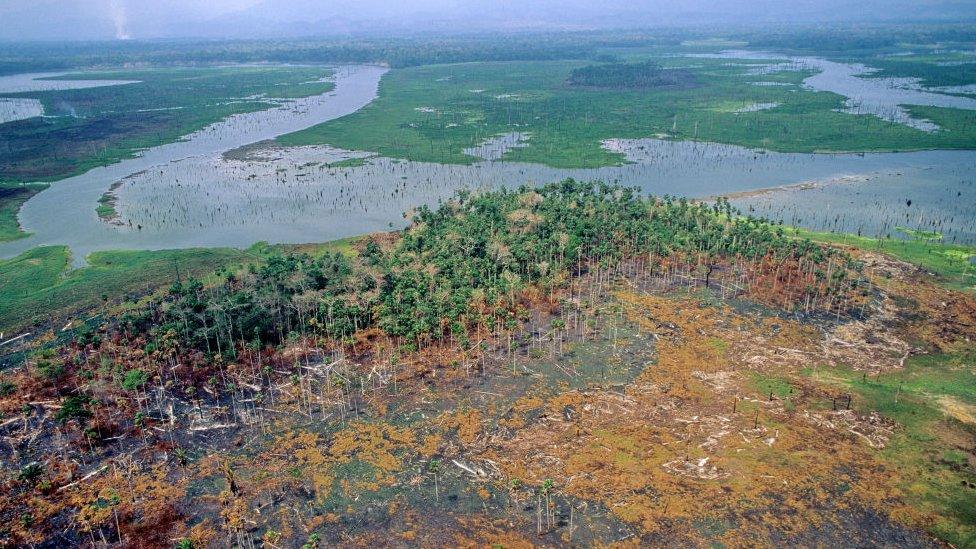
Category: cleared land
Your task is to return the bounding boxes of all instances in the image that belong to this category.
[1,184,973,546]
[1,35,975,546]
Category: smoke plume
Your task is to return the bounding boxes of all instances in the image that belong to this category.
[108,0,131,40]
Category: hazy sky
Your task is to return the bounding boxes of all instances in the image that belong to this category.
[1,0,973,41]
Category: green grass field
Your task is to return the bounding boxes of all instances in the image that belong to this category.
[794,228,976,292]
[0,238,361,334]
[0,184,45,242]
[0,66,335,185]
[807,350,976,547]
[279,54,976,169]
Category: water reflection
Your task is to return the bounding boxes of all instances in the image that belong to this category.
[109,135,976,254]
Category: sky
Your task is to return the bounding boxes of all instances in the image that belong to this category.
[1,0,974,41]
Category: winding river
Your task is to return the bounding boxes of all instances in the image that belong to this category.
[1,56,974,267]
[0,65,387,265]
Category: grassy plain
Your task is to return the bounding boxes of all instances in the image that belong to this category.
[279,54,976,168]
[794,228,976,291]
[0,184,45,241]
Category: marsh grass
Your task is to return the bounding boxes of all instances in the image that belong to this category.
[280,55,976,169]
[0,183,45,241]
[0,66,336,184]
[793,228,976,291]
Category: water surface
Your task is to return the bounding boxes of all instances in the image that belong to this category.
[0,65,386,265]
[693,50,976,131]
[102,136,976,254]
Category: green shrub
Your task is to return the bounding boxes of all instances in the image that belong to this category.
[121,369,149,391]
[55,395,92,424]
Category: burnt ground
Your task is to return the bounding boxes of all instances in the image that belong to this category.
[2,252,974,547]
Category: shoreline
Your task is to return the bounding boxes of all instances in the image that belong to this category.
[704,173,874,201]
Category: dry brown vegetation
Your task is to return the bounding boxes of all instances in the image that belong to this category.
[1,199,974,547]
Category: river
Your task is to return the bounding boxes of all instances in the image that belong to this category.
[1,57,973,266]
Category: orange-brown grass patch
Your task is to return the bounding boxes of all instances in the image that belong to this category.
[477,290,921,542]
[437,409,484,446]
[67,463,185,548]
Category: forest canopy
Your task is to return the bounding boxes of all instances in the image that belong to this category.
[118,180,863,357]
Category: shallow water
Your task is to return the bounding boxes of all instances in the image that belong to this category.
[98,136,976,255]
[0,65,387,265]
[728,171,976,244]
[693,50,976,131]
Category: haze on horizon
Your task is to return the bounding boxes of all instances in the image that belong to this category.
[1,0,975,42]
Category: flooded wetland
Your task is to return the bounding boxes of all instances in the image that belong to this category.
[2,51,976,263]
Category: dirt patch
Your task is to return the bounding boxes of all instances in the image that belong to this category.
[937,395,976,425]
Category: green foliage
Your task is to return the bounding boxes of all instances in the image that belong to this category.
[33,359,64,381]
[55,395,92,424]
[96,192,117,221]
[568,61,696,89]
[376,181,850,342]
[301,532,321,549]
[0,245,256,333]
[125,181,852,355]
[145,250,365,351]
[121,369,149,391]
[17,462,44,484]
